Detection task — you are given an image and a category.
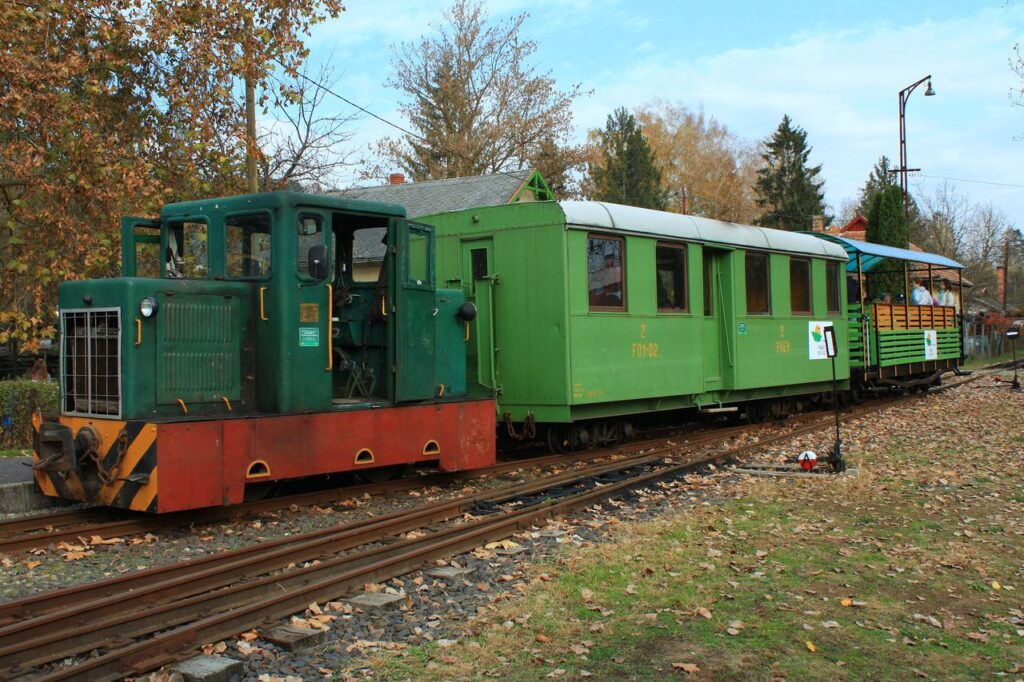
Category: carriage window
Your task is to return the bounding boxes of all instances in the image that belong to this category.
[703,251,714,316]
[587,235,625,310]
[745,252,771,315]
[226,214,271,279]
[656,243,687,312]
[790,258,812,315]
[166,221,208,279]
[471,248,488,281]
[826,261,841,314]
[296,215,323,280]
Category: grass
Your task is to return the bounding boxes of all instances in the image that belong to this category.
[0,448,28,458]
[963,350,1017,370]
[359,386,1024,681]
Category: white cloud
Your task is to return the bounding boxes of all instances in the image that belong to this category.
[576,6,1024,219]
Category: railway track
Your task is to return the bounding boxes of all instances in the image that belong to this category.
[0,379,977,681]
[0,375,976,555]
[0,425,755,554]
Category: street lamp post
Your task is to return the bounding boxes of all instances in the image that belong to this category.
[890,75,935,226]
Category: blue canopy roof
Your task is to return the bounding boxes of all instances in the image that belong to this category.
[808,234,964,272]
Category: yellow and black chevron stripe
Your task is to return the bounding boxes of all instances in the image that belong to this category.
[32,414,160,512]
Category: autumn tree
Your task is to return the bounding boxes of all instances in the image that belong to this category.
[865,185,908,298]
[634,100,760,223]
[0,1,344,348]
[588,108,666,210]
[753,115,828,230]
[380,0,583,182]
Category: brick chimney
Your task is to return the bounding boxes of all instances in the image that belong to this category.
[811,215,825,232]
[388,173,406,185]
[997,265,1007,311]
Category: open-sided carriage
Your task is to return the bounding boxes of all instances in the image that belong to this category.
[812,235,964,390]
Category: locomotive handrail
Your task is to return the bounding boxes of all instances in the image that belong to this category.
[134,318,142,347]
[259,287,268,321]
[326,283,333,372]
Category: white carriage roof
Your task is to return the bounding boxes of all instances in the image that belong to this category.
[559,201,849,260]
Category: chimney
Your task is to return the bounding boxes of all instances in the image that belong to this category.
[811,215,825,232]
[388,173,406,185]
[997,265,1007,311]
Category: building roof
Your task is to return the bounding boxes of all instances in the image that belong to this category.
[334,170,549,220]
[560,201,849,260]
[337,171,553,261]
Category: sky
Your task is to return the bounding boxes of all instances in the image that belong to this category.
[297,0,1024,226]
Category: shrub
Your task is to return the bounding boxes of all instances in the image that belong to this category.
[0,380,59,450]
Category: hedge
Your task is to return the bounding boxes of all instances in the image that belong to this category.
[0,380,59,450]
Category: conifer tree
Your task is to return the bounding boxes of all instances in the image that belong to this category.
[855,156,898,217]
[590,108,666,209]
[866,185,909,298]
[754,115,828,230]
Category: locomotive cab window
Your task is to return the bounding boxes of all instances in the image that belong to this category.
[226,213,272,279]
[789,258,812,315]
[296,214,323,280]
[588,235,625,311]
[656,243,687,312]
[165,220,208,279]
[826,261,841,314]
[745,251,771,315]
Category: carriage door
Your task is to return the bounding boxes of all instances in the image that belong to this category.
[388,220,436,402]
[460,238,498,394]
[701,248,733,391]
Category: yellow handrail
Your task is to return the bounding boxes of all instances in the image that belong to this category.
[134,318,142,347]
[325,284,333,372]
[259,287,268,321]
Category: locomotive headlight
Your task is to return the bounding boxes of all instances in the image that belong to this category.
[140,296,159,318]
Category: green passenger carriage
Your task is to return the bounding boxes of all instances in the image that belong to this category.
[423,200,852,449]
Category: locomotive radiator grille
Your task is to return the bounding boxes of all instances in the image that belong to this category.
[61,308,122,417]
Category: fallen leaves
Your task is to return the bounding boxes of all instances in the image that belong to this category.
[673,662,700,674]
[806,640,816,652]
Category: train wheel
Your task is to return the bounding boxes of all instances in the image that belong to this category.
[356,465,406,484]
[243,481,278,502]
[546,425,574,454]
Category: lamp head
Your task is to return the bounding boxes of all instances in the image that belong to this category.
[924,79,936,96]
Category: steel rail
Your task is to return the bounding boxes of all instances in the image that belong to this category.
[0,421,754,555]
[0,454,667,660]
[4,379,976,681]
[23,400,903,682]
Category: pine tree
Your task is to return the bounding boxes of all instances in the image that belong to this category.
[754,115,828,230]
[855,156,897,217]
[866,185,909,298]
[590,108,666,209]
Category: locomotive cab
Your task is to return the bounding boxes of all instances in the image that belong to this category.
[34,192,494,512]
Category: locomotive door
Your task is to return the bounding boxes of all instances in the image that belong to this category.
[460,239,498,394]
[701,248,732,392]
[388,220,436,402]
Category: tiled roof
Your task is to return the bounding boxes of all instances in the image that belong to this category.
[334,172,533,219]
[335,172,535,261]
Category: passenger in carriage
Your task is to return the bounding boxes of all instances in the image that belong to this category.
[910,278,934,305]
[935,278,955,307]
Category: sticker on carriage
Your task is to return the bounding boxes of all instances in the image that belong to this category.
[924,330,937,360]
[808,321,834,360]
[298,327,320,347]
